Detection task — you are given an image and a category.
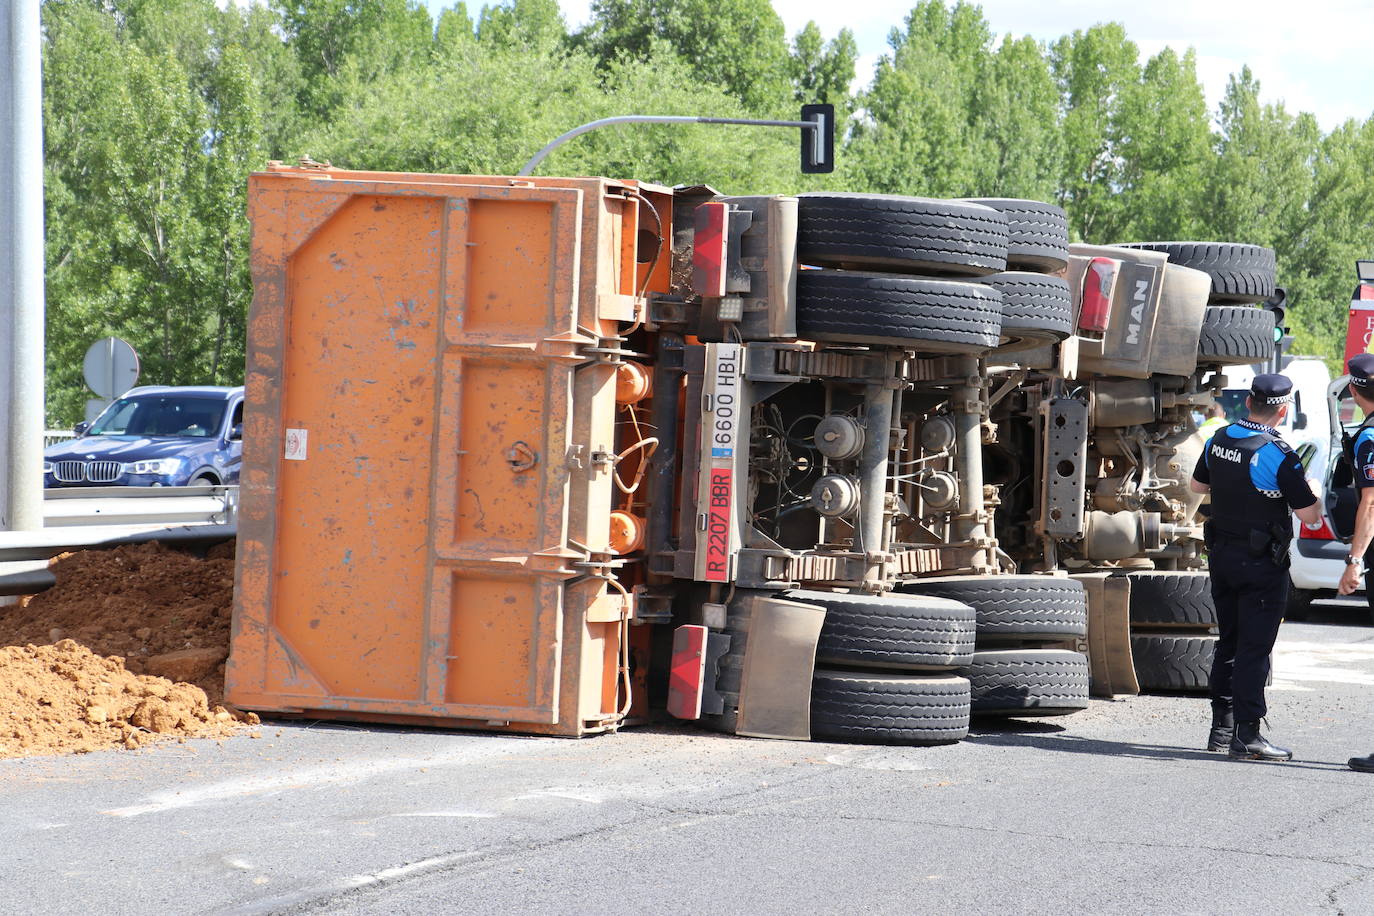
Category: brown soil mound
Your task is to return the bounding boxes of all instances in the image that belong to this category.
[2,541,235,704]
[0,640,241,757]
[0,540,256,758]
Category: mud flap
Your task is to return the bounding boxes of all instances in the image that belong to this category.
[736,593,826,740]
[1074,572,1139,697]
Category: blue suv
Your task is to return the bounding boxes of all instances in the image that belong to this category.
[44,386,244,487]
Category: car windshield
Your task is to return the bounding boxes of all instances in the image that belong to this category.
[87,396,226,438]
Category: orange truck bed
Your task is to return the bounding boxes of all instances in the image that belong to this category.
[226,164,670,735]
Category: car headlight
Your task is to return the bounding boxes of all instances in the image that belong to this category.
[123,458,181,475]
[43,461,51,473]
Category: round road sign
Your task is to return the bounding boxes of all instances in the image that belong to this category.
[82,336,140,399]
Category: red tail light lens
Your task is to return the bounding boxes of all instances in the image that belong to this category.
[691,202,728,297]
[1078,257,1118,337]
[1299,517,1336,540]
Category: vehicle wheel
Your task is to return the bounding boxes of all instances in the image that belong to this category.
[810,669,970,745]
[1286,586,1315,622]
[1196,305,1275,366]
[787,590,975,672]
[959,649,1090,716]
[1130,633,1216,692]
[899,575,1087,643]
[796,269,1002,354]
[188,474,218,487]
[796,193,1008,276]
[959,198,1068,272]
[974,272,1073,352]
[1112,241,1276,303]
[1124,571,1216,629]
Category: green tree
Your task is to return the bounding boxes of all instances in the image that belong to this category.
[788,21,857,112]
[577,0,792,114]
[968,32,1062,200]
[476,0,566,49]
[1111,47,1212,241]
[1291,117,1374,359]
[42,0,267,424]
[848,1,994,196]
[276,0,432,116]
[1049,23,1140,242]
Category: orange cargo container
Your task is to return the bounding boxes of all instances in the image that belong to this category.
[226,164,672,736]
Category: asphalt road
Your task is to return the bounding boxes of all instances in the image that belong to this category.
[6,604,1374,916]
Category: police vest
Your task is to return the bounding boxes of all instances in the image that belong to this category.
[1341,414,1374,470]
[1206,425,1291,538]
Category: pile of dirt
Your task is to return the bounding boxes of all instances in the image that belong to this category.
[0,640,241,757]
[0,540,257,758]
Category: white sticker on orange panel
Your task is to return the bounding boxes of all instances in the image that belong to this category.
[284,428,308,461]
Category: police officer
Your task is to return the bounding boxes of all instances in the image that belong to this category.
[1190,373,1323,761]
[1337,354,1374,772]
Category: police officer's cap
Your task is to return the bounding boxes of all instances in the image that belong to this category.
[1249,373,1292,405]
[1348,353,1374,390]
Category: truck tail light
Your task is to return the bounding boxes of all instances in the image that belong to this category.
[691,202,728,297]
[666,625,708,719]
[1299,516,1336,540]
[1079,257,1118,336]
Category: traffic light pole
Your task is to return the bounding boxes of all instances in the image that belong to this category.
[0,0,46,539]
[518,105,835,177]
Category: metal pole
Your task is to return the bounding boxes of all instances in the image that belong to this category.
[0,0,46,535]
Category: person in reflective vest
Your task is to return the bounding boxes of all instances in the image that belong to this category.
[1338,354,1374,772]
[1190,373,1322,761]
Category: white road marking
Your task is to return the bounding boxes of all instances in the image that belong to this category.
[824,748,931,771]
[102,740,553,817]
[222,851,487,915]
[508,788,605,804]
[1272,639,1374,687]
[345,851,482,887]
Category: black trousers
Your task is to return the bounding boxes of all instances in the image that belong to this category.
[1208,540,1289,722]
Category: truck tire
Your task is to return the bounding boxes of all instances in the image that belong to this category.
[899,575,1087,643]
[796,269,1002,354]
[974,272,1073,352]
[1197,305,1275,366]
[1124,571,1217,628]
[1112,241,1275,303]
[788,590,975,672]
[960,649,1090,716]
[810,669,971,744]
[796,193,1008,276]
[959,198,1068,272]
[1130,633,1216,692]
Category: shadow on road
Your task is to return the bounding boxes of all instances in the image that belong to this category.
[964,730,1354,773]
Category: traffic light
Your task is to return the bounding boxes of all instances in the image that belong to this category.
[1261,287,1292,370]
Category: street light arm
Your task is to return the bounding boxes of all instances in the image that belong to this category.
[518,114,820,177]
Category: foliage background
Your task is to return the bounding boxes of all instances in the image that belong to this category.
[39,0,1374,423]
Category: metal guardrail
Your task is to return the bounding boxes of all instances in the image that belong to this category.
[41,484,237,527]
[44,428,77,447]
[0,485,237,566]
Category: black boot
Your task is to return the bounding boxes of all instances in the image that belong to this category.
[1206,701,1234,752]
[1229,720,1292,761]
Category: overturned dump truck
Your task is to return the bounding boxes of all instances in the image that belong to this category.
[984,242,1277,696]
[227,164,1275,746]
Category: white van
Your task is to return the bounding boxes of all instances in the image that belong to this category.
[1215,357,1331,470]
[1209,358,1338,618]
